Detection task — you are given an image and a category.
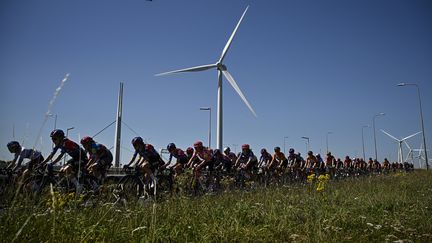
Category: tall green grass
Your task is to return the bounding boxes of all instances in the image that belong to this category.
[1,171,431,242]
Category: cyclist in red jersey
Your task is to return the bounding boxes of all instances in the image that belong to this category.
[187,141,213,173]
[43,129,88,192]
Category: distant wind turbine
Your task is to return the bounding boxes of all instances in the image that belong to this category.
[156,6,257,150]
[380,129,421,163]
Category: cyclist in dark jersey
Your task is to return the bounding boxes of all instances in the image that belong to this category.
[80,136,113,183]
[125,137,165,182]
[166,143,188,175]
[235,144,258,172]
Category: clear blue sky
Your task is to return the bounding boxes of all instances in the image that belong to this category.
[1,0,431,167]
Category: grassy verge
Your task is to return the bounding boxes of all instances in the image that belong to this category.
[1,171,431,242]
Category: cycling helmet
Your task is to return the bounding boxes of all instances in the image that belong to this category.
[242,144,250,150]
[80,136,94,146]
[308,151,313,156]
[260,148,267,154]
[50,129,65,139]
[132,137,144,146]
[186,147,194,155]
[167,143,176,151]
[7,141,20,151]
[274,146,281,152]
[223,147,231,153]
[193,141,203,148]
[289,148,295,154]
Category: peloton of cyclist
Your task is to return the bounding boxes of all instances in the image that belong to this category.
[80,136,113,183]
[43,129,88,192]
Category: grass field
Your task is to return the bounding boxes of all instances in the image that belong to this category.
[1,171,431,242]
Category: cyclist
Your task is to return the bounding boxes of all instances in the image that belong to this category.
[223,147,237,168]
[186,141,213,172]
[185,147,194,160]
[235,144,258,174]
[80,136,113,183]
[305,151,317,171]
[258,148,272,168]
[367,158,374,172]
[344,155,352,169]
[125,137,165,182]
[373,159,381,172]
[383,158,390,172]
[6,141,44,178]
[315,154,324,173]
[43,129,88,192]
[212,149,232,173]
[166,143,188,175]
[268,147,288,172]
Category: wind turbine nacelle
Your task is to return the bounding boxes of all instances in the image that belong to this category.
[217,63,227,71]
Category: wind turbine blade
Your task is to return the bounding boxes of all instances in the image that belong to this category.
[218,6,249,63]
[403,140,411,150]
[402,131,421,141]
[380,129,400,142]
[222,70,257,117]
[155,63,217,76]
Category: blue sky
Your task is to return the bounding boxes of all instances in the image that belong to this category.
[1,0,431,167]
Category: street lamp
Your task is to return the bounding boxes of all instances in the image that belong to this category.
[361,125,369,161]
[373,112,385,161]
[62,127,75,165]
[398,82,429,170]
[283,136,289,154]
[326,132,333,154]
[200,107,211,148]
[301,136,310,154]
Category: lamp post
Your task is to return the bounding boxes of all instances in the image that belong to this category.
[326,132,333,154]
[398,83,429,170]
[373,112,385,161]
[200,107,211,148]
[283,136,289,154]
[63,127,74,165]
[301,136,310,155]
[362,125,369,161]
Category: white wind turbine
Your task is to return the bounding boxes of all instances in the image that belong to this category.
[156,6,257,150]
[380,129,421,163]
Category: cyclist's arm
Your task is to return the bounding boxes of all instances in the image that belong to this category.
[186,153,197,168]
[51,152,65,165]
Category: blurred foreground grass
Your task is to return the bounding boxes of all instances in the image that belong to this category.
[1,171,431,242]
